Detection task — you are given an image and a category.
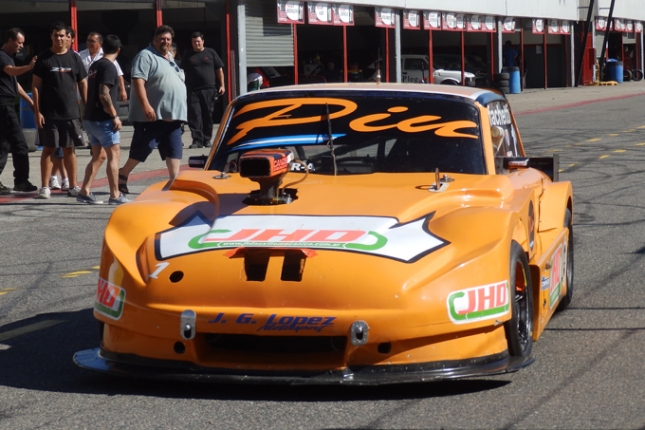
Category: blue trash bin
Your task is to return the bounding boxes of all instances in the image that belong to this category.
[502,66,521,93]
[20,92,36,128]
[606,60,623,83]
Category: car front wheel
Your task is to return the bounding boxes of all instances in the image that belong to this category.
[504,241,534,357]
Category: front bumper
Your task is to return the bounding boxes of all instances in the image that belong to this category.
[73,347,533,385]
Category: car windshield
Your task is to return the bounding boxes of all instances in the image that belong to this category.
[211,91,486,175]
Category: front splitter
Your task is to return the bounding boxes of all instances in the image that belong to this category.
[74,347,533,386]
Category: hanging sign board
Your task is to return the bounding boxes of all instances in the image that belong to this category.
[423,11,441,30]
[502,17,516,33]
[442,12,465,31]
[466,15,481,31]
[483,16,496,31]
[613,18,626,32]
[277,0,304,24]
[595,17,608,31]
[308,3,333,25]
[532,18,545,34]
[548,19,571,34]
[333,4,354,26]
[375,7,396,28]
[403,10,420,30]
[465,15,495,32]
[636,21,643,33]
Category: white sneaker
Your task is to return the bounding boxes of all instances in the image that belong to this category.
[37,187,51,199]
[67,186,81,197]
[61,178,70,191]
[49,176,61,190]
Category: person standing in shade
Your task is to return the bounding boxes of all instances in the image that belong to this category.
[0,27,38,194]
[32,22,87,199]
[77,35,129,205]
[503,40,518,68]
[182,31,225,149]
[118,25,187,194]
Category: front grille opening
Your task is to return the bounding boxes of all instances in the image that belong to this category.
[205,334,347,354]
[281,251,306,281]
[244,250,270,281]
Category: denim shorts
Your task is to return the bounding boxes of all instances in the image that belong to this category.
[83,119,120,148]
[130,120,183,162]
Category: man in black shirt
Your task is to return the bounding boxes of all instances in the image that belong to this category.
[77,35,129,205]
[0,28,38,193]
[32,22,87,199]
[182,31,225,149]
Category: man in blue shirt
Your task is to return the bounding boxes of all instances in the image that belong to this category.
[503,40,518,68]
[118,25,187,194]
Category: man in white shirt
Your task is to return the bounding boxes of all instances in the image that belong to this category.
[79,32,127,102]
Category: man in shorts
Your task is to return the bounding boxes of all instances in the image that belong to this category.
[32,22,87,199]
[77,35,129,205]
[118,25,187,194]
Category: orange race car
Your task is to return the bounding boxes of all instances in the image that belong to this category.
[74,83,574,385]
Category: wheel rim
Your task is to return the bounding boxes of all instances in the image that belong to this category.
[514,261,532,352]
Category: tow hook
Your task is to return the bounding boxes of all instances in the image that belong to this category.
[180,310,196,340]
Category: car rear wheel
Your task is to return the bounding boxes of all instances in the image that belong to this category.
[504,241,534,358]
[557,208,574,311]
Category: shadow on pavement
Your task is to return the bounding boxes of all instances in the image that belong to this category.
[0,309,509,400]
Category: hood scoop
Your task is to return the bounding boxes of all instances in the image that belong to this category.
[239,149,300,205]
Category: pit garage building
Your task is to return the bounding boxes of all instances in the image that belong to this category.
[1,0,643,102]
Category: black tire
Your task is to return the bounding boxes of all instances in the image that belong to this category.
[442,79,459,85]
[504,241,534,358]
[557,209,574,311]
[624,69,633,82]
[497,86,510,94]
[494,79,510,87]
[494,72,510,80]
[632,69,644,81]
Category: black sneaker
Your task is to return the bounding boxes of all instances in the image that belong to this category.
[13,181,38,192]
[189,141,203,149]
[0,182,13,194]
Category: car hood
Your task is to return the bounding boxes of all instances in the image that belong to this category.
[108,170,521,281]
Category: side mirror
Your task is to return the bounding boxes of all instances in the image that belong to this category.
[503,155,559,182]
[188,155,208,169]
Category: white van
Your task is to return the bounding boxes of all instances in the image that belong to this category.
[365,54,476,86]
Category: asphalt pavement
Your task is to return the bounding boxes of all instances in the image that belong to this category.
[2,80,645,198]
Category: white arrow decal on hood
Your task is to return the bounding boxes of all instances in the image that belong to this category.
[156,214,447,263]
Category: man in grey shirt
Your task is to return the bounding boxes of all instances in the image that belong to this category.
[118,25,186,194]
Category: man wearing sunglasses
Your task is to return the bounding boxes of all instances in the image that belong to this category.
[79,32,127,102]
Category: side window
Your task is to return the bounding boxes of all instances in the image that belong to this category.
[488,101,521,174]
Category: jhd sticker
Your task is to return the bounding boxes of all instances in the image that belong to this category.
[447,281,510,324]
[95,278,126,320]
